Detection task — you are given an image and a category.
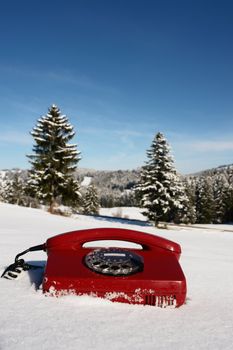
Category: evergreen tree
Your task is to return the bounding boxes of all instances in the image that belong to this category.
[221,184,233,223]
[0,182,5,202]
[83,184,100,215]
[223,169,233,222]
[62,176,82,208]
[0,182,7,202]
[27,105,81,213]
[136,132,189,225]
[213,174,228,223]
[182,177,197,224]
[3,173,26,206]
[195,177,215,223]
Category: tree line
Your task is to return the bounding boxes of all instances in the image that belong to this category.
[1,104,233,225]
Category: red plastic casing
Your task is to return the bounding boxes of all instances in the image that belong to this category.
[42,228,186,307]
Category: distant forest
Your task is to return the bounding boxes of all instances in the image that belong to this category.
[1,163,233,224]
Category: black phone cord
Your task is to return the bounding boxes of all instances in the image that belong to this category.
[1,244,45,280]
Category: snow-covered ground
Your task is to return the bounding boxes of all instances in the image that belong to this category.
[99,206,146,221]
[0,203,233,350]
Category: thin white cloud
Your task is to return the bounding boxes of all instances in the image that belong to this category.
[0,132,31,145]
[114,130,145,137]
[47,71,95,89]
[80,126,145,138]
[0,64,116,94]
[191,140,233,151]
[173,139,233,152]
[79,126,149,151]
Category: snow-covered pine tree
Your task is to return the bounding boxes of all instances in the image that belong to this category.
[136,132,189,225]
[0,182,7,203]
[0,185,3,202]
[213,173,229,223]
[195,176,215,223]
[221,183,233,223]
[182,177,197,224]
[83,184,100,215]
[2,173,26,206]
[223,169,233,222]
[27,105,81,213]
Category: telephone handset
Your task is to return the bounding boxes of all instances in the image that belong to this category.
[45,227,181,258]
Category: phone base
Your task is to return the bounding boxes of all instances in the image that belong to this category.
[43,228,187,308]
[44,286,185,308]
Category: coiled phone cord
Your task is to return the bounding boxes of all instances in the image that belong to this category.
[1,244,45,280]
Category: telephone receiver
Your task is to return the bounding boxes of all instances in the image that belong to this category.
[45,227,181,255]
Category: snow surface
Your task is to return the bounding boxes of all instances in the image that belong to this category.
[99,206,146,221]
[1,203,233,350]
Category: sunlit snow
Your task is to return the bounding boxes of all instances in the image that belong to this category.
[0,203,233,350]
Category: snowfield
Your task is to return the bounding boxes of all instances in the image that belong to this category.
[0,203,233,350]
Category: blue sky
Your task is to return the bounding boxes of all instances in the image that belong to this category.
[0,0,233,174]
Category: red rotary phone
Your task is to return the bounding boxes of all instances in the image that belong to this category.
[43,228,187,307]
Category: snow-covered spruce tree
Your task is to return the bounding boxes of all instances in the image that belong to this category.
[195,176,215,224]
[182,177,197,224]
[221,184,233,223]
[83,184,100,215]
[27,105,81,213]
[2,173,26,206]
[0,182,6,202]
[213,174,229,223]
[136,132,189,225]
[223,169,233,222]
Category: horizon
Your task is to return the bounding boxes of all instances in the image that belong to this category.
[1,161,233,176]
[0,0,233,174]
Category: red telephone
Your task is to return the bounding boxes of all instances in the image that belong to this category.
[43,228,187,307]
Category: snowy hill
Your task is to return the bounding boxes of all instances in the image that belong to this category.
[0,203,233,350]
[0,167,140,207]
[189,163,233,177]
[2,164,233,208]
